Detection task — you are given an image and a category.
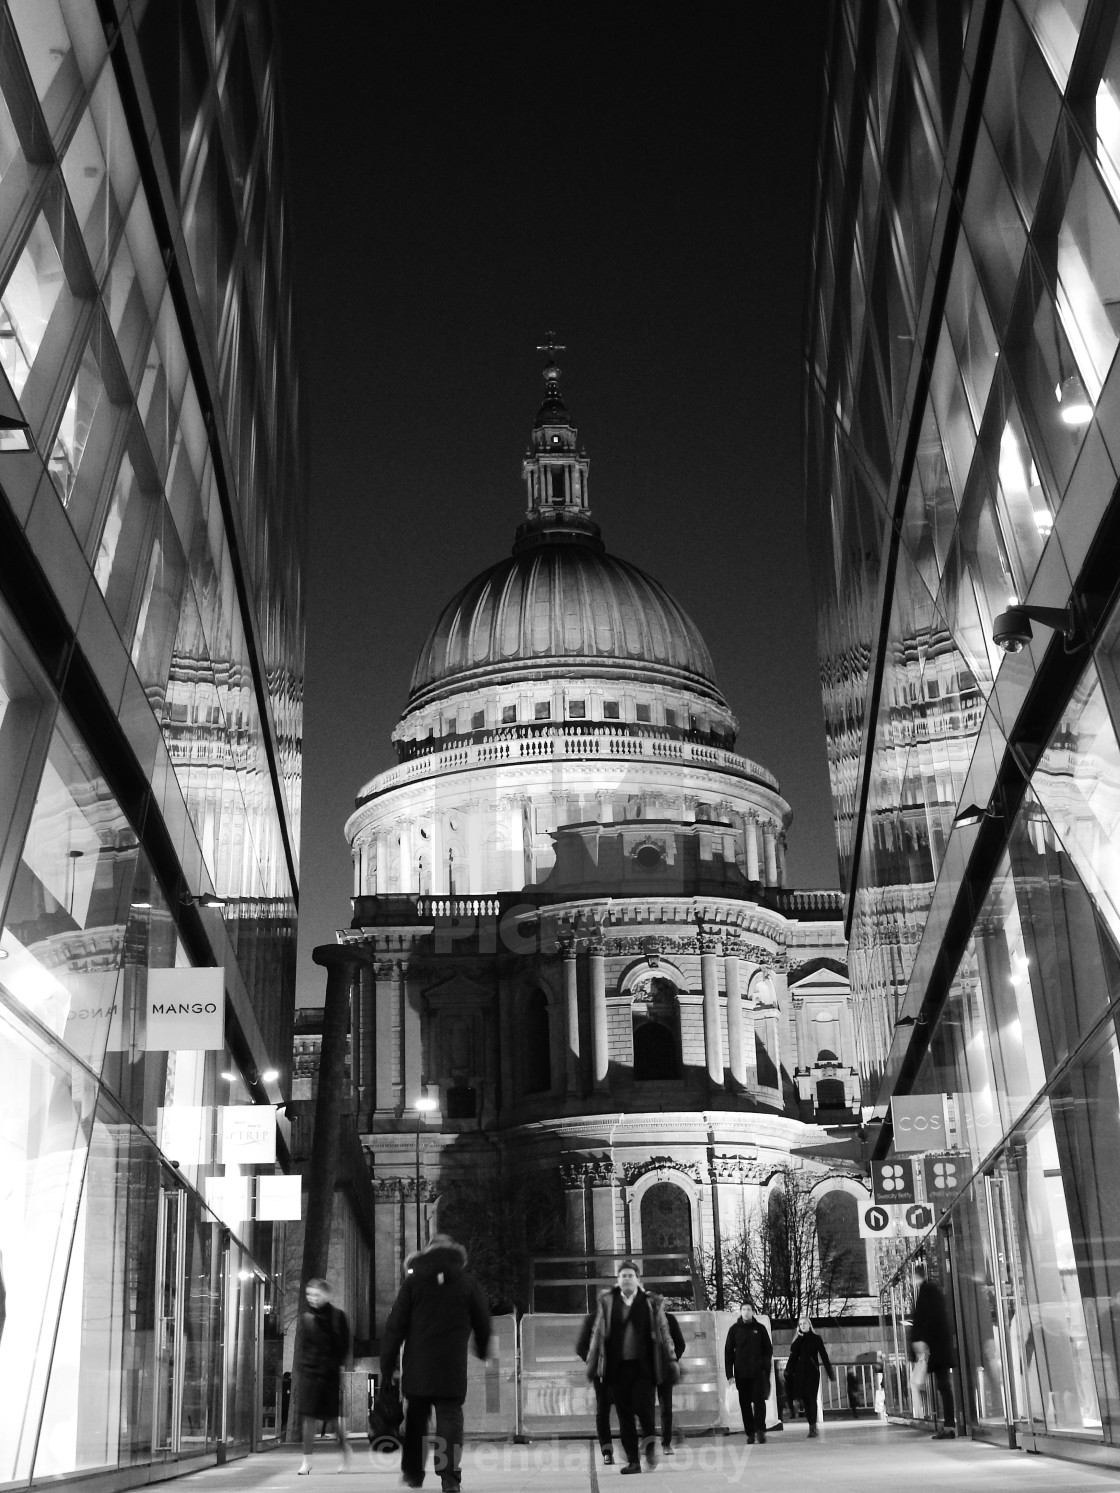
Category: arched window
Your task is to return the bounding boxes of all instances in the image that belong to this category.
[631,975,680,1079]
[634,1021,678,1079]
[640,1181,693,1258]
[523,990,551,1094]
[816,1191,868,1295]
[816,1077,847,1109]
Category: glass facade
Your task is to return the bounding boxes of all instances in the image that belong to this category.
[0,0,303,1480]
[809,0,1120,1463]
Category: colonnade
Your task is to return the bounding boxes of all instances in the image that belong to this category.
[351,805,789,898]
[556,935,780,1098]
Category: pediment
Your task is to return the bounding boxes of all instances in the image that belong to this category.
[423,973,493,1007]
[788,964,850,995]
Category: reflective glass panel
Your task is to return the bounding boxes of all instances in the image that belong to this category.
[0,213,65,398]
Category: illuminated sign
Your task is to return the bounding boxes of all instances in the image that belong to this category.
[258,1174,302,1220]
[146,968,224,1050]
[871,1158,916,1205]
[221,1105,276,1164]
[891,1094,949,1153]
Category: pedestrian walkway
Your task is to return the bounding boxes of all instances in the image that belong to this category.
[183,1424,1119,1493]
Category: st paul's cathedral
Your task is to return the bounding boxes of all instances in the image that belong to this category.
[333,352,869,1327]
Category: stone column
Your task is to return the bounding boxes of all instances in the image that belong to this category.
[589,937,609,1091]
[562,943,581,1095]
[699,928,724,1086]
[724,937,746,1086]
[745,816,760,882]
[763,824,778,885]
[291,943,369,1438]
[374,959,397,1112]
[352,848,362,897]
[401,960,422,1105]
[776,833,788,887]
[589,1163,618,1252]
[375,832,387,894]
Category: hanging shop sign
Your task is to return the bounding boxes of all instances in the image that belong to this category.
[221,1104,277,1164]
[858,1201,935,1240]
[257,1174,302,1220]
[205,1173,250,1227]
[891,1093,949,1153]
[922,1153,965,1207]
[147,967,225,1050]
[858,1203,896,1239]
[158,1105,213,1167]
[871,1157,916,1205]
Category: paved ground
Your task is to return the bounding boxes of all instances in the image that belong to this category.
[182,1424,1120,1493]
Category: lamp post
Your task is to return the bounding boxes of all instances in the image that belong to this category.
[413,1085,438,1247]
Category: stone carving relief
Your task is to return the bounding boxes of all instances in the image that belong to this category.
[621,1156,703,1185]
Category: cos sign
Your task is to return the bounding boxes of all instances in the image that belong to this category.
[891,1094,949,1153]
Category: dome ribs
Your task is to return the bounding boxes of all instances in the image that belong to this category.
[403,544,729,713]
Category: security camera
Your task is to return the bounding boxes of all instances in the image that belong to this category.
[992,608,1032,654]
[992,603,1078,655]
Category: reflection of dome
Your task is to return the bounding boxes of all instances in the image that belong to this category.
[407,539,725,710]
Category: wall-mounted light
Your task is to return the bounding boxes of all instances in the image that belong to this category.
[1056,372,1093,427]
[181,891,229,908]
[220,1070,238,1082]
[261,1068,279,1082]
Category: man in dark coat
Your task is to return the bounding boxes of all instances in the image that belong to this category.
[576,1310,617,1464]
[909,1262,956,1439]
[380,1234,491,1490]
[724,1301,773,1444]
[584,1262,681,1473]
[296,1278,352,1473]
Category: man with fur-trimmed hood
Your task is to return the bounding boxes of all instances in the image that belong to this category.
[584,1262,680,1474]
[380,1234,491,1490]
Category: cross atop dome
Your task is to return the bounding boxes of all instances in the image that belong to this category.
[536,332,566,389]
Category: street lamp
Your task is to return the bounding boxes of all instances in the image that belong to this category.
[412,1085,438,1247]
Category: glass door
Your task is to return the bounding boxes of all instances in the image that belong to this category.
[153,1179,185,1454]
[985,1167,1027,1441]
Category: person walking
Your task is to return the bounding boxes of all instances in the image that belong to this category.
[846,1367,861,1418]
[909,1261,956,1439]
[784,1317,834,1437]
[576,1310,617,1464]
[658,1311,686,1454]
[724,1301,773,1444]
[584,1261,681,1474]
[296,1277,352,1474]
[380,1233,491,1491]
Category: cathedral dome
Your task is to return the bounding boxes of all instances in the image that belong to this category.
[407,533,725,710]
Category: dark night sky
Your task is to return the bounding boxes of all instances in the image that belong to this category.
[277,4,836,1008]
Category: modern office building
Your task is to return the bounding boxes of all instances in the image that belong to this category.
[807,0,1120,1465]
[0,0,305,1481]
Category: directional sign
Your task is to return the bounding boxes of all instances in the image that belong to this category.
[858,1203,896,1240]
[871,1158,916,1205]
[898,1203,934,1237]
[923,1154,963,1205]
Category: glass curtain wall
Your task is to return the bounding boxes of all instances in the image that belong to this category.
[809,0,1120,1460]
[0,0,303,1483]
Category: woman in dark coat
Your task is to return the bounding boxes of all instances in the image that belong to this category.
[784,1316,834,1437]
[297,1278,352,1473]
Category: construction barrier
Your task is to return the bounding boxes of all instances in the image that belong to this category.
[463,1313,519,1437]
[520,1311,734,1438]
